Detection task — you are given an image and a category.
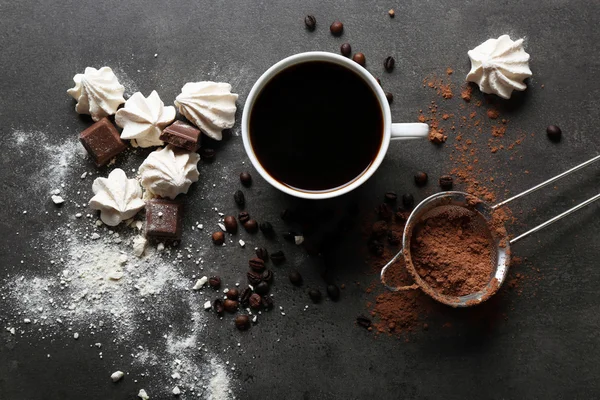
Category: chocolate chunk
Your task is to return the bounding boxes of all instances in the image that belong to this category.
[79,117,127,167]
[145,199,183,240]
[159,121,201,151]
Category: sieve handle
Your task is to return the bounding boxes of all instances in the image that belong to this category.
[509,193,600,244]
[380,248,420,292]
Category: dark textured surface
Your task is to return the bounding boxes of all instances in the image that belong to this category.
[1,1,599,399]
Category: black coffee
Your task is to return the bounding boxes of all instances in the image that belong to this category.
[249,61,383,192]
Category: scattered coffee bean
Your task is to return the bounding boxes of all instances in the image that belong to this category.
[384,192,397,203]
[239,172,252,187]
[244,219,259,233]
[213,299,224,315]
[439,175,454,191]
[368,238,384,256]
[238,211,250,224]
[304,14,316,31]
[356,315,372,328]
[254,281,269,295]
[212,231,224,245]
[226,288,239,300]
[208,276,221,289]
[280,208,296,222]
[240,287,252,308]
[259,221,274,235]
[340,43,351,57]
[249,293,262,310]
[402,193,415,209]
[248,257,266,272]
[233,190,245,207]
[308,288,322,303]
[414,171,428,187]
[352,52,366,67]
[388,9,395,18]
[224,299,238,313]
[383,56,395,72]
[546,125,562,142]
[377,203,393,221]
[255,247,269,261]
[261,269,274,283]
[223,216,238,234]
[330,21,343,36]
[289,270,303,286]
[326,284,340,301]
[270,250,286,265]
[385,91,393,104]
[235,315,250,331]
[261,296,274,310]
[200,147,215,160]
[247,270,262,286]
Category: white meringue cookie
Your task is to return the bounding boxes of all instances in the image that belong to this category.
[174,82,238,140]
[89,168,145,226]
[67,67,126,121]
[138,145,200,199]
[466,35,532,99]
[115,91,176,148]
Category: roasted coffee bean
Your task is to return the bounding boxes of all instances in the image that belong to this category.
[239,172,252,187]
[223,216,238,234]
[402,193,415,209]
[240,287,252,307]
[224,299,238,313]
[200,147,215,160]
[377,203,393,221]
[308,288,322,303]
[327,284,340,300]
[249,293,262,310]
[213,299,224,315]
[289,270,303,286]
[208,276,221,289]
[235,315,250,331]
[259,221,274,235]
[547,125,562,141]
[247,270,262,286]
[330,21,343,36]
[248,257,266,272]
[371,221,388,238]
[414,171,428,187]
[280,208,296,222]
[384,192,397,203]
[439,175,454,191]
[233,190,245,207]
[261,269,273,283]
[261,295,274,310]
[244,219,259,233]
[340,43,351,57]
[238,211,250,224]
[270,250,286,265]
[352,52,366,67]
[304,14,316,31]
[368,238,384,256]
[226,288,239,300]
[385,91,394,104]
[383,56,395,72]
[254,281,269,295]
[255,247,269,261]
[212,231,224,245]
[356,315,372,328]
[387,231,401,245]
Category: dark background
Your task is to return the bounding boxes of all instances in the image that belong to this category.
[1,0,599,399]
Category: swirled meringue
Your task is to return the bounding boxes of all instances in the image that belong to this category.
[115,91,176,148]
[67,67,126,121]
[466,35,532,99]
[89,168,145,226]
[174,82,238,140]
[138,145,200,199]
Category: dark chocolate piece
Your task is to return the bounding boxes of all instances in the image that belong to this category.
[145,198,183,240]
[159,121,201,151]
[79,117,127,167]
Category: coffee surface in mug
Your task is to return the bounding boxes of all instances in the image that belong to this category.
[249,61,383,192]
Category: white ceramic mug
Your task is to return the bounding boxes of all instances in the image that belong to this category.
[241,51,429,200]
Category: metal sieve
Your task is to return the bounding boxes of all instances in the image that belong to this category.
[381,154,600,307]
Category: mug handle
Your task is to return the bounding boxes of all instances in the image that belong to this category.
[390,123,429,141]
[380,247,419,292]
